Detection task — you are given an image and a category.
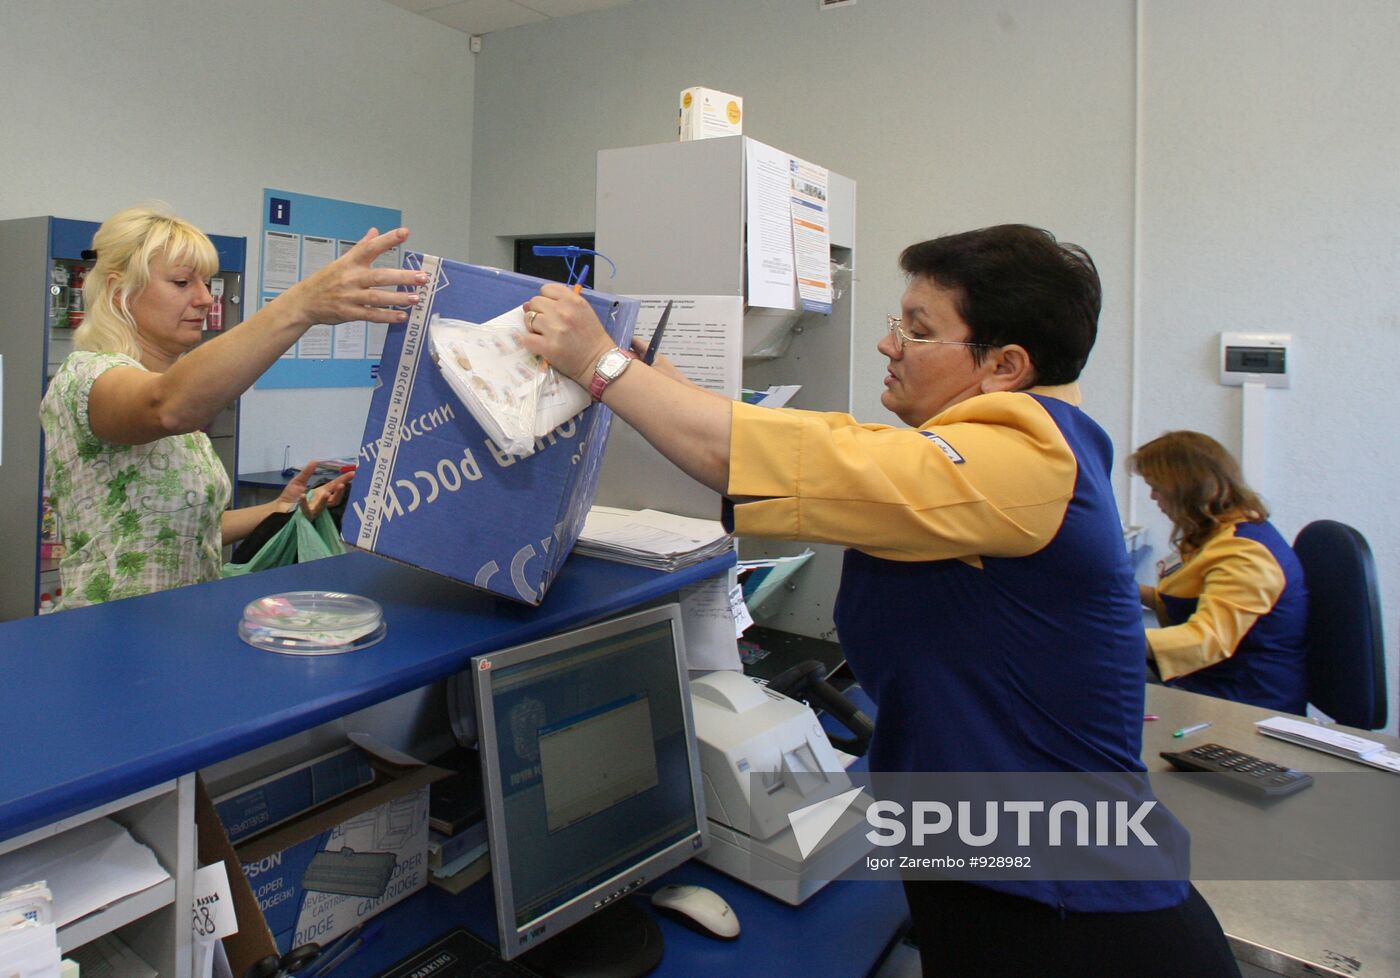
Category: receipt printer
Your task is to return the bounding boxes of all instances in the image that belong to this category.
[690,672,873,905]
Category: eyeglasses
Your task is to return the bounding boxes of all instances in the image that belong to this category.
[886,316,994,354]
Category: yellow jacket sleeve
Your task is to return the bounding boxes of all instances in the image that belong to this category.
[726,390,1078,562]
[1146,533,1286,680]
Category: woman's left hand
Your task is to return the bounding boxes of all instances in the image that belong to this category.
[277,462,353,519]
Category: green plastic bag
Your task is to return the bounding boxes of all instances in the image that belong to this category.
[222,506,346,577]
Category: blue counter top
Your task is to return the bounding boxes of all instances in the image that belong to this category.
[0,549,734,842]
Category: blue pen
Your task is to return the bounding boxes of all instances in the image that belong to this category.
[308,919,384,978]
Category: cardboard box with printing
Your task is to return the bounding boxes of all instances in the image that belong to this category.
[230,760,448,955]
[342,255,639,604]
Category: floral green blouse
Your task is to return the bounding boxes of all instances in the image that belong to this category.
[40,352,231,609]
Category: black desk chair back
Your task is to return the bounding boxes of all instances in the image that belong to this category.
[1293,520,1388,730]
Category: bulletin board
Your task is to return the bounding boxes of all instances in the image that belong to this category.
[255,189,402,389]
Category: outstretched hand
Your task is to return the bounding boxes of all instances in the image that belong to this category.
[277,462,353,520]
[284,227,427,328]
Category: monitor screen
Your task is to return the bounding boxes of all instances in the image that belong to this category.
[472,604,706,960]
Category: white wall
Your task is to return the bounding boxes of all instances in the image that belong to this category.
[468,0,1137,468]
[1135,0,1400,732]
[0,0,476,473]
[467,0,1400,733]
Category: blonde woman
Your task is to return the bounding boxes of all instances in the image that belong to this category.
[1132,430,1309,713]
[40,204,425,609]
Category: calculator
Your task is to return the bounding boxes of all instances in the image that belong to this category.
[1159,743,1314,797]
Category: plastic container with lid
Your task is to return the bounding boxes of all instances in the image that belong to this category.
[238,590,386,655]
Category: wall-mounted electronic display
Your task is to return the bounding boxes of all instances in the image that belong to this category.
[1220,332,1291,388]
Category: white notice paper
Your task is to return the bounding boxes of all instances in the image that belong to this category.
[679,577,744,672]
[262,231,300,291]
[629,296,745,397]
[729,583,754,637]
[745,139,797,310]
[192,862,239,942]
[301,235,337,278]
[334,322,367,359]
[789,155,833,313]
[298,324,333,359]
[366,322,388,358]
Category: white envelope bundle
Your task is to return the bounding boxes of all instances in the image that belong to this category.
[427,308,590,457]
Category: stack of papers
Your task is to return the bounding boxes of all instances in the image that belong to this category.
[0,882,59,978]
[574,506,732,571]
[0,818,170,928]
[1255,716,1400,773]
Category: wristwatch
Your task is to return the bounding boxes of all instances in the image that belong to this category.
[588,347,637,400]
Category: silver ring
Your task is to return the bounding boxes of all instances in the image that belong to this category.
[526,310,539,329]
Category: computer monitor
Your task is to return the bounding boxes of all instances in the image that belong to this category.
[471,604,707,972]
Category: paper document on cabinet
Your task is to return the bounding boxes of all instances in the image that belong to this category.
[629,296,744,397]
[788,155,832,313]
[0,817,170,927]
[745,139,797,310]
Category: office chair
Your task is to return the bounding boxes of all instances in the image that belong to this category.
[1292,520,1388,730]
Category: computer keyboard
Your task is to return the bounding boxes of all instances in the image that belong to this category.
[1159,743,1314,797]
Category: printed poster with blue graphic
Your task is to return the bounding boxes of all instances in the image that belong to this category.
[256,189,402,389]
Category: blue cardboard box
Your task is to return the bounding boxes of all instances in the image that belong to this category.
[214,746,374,845]
[342,255,638,604]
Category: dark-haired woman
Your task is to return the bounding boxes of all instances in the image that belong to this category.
[1132,430,1309,714]
[523,227,1240,978]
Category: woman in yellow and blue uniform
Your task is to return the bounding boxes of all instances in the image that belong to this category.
[1132,431,1309,714]
[521,226,1240,978]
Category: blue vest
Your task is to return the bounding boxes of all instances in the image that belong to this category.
[1163,521,1309,714]
[834,395,1188,912]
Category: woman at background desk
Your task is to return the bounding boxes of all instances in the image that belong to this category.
[1132,430,1309,713]
[40,204,425,609]
[523,225,1239,978]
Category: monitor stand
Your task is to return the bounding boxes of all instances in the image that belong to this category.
[520,899,664,978]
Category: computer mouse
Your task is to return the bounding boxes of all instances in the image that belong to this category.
[650,884,741,939]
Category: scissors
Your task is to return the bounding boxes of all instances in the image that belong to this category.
[643,300,673,365]
[243,943,321,978]
[243,920,384,978]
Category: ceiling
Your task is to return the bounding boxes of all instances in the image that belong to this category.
[382,0,642,37]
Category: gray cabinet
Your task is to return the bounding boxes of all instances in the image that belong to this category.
[595,137,856,640]
[0,776,196,978]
